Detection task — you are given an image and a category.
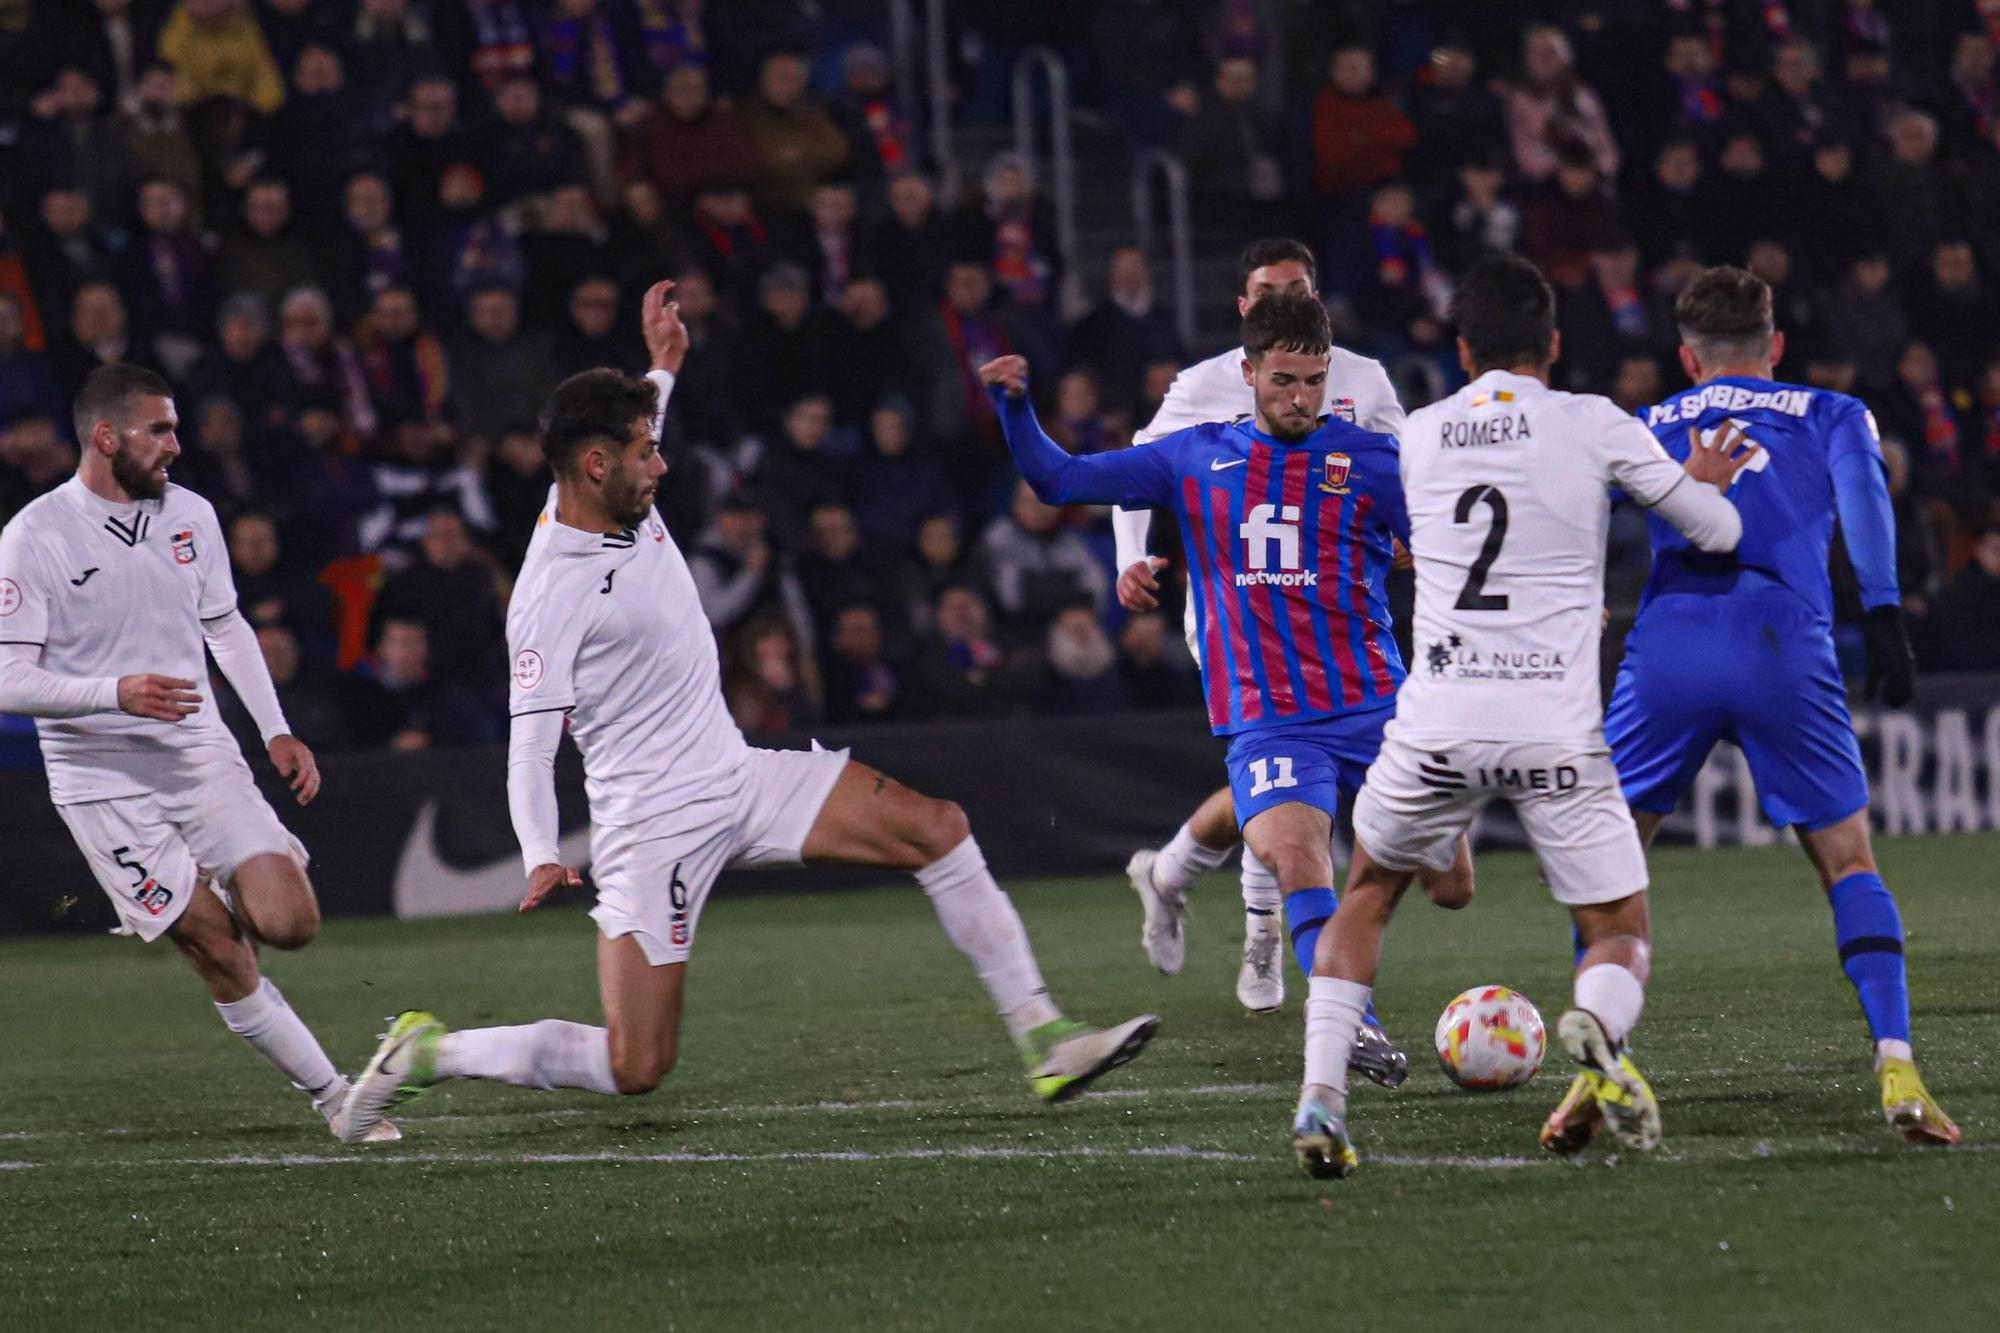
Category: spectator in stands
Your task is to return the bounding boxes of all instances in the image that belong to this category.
[1519,146,1620,289]
[1558,242,1666,393]
[1183,55,1287,233]
[157,0,285,114]
[275,286,372,436]
[219,179,320,315]
[1876,110,1947,274]
[958,152,1062,330]
[17,67,134,228]
[1039,599,1125,715]
[481,74,587,204]
[1355,181,1452,354]
[324,171,413,328]
[373,507,507,705]
[183,294,290,434]
[550,275,631,380]
[897,512,979,636]
[1653,30,1729,157]
[486,423,549,568]
[23,188,112,340]
[1793,137,1885,283]
[824,277,910,428]
[1506,25,1618,184]
[390,76,472,242]
[911,583,1036,719]
[724,616,822,734]
[1116,610,1197,710]
[739,48,848,211]
[737,264,828,413]
[270,44,372,226]
[1926,529,2000,671]
[0,417,77,519]
[1830,254,1909,398]
[982,480,1109,635]
[1067,246,1183,418]
[805,180,867,306]
[872,172,952,316]
[753,391,845,551]
[620,64,755,208]
[1310,44,1416,224]
[685,182,783,299]
[449,285,554,445]
[688,488,804,640]
[1753,39,1852,175]
[1404,39,1506,192]
[520,184,618,327]
[1880,341,1976,510]
[849,399,953,555]
[1909,240,1995,391]
[829,42,909,182]
[51,281,161,402]
[924,260,1034,493]
[660,266,739,447]
[347,0,441,135]
[228,507,336,668]
[825,601,901,724]
[116,178,214,370]
[356,284,450,434]
[219,624,349,753]
[116,65,203,212]
[798,502,893,649]
[0,293,62,431]
[341,614,493,749]
[1435,154,1521,273]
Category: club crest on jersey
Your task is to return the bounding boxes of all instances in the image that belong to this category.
[1320,453,1353,494]
[170,529,197,565]
[135,879,172,915]
[1327,397,1356,423]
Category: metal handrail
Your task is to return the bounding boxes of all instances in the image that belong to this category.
[1131,150,1197,349]
[1011,46,1082,320]
[922,0,957,199]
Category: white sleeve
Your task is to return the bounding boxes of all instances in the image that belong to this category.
[1648,475,1741,553]
[506,706,566,874]
[202,609,292,744]
[508,595,585,717]
[0,642,120,717]
[1355,359,1407,435]
[647,368,677,438]
[1110,504,1154,573]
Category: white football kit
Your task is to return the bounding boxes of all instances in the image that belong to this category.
[1353,370,1740,904]
[1112,344,1405,656]
[0,478,302,939]
[505,372,845,965]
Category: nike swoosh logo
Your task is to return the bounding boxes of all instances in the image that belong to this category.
[1209,459,1248,471]
[71,568,98,586]
[392,800,592,919]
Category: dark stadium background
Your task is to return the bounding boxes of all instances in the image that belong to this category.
[2,1,1997,911]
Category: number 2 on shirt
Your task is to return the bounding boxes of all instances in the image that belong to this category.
[1248,756,1297,797]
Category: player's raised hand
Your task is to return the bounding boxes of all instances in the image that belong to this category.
[978,355,1030,398]
[642,279,689,375]
[520,862,584,912]
[268,734,321,805]
[117,674,200,723]
[1683,420,1761,490]
[1117,556,1169,611]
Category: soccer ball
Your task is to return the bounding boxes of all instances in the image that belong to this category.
[1433,985,1546,1091]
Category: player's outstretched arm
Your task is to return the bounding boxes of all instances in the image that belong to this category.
[508,707,581,910]
[979,357,1174,510]
[641,279,688,376]
[0,643,198,721]
[202,608,316,802]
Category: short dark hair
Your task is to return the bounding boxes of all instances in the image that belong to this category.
[73,363,173,443]
[1675,265,1774,355]
[1450,255,1556,372]
[1241,291,1332,361]
[539,369,658,475]
[1238,237,1317,292]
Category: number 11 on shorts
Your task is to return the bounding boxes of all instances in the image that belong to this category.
[1249,756,1297,797]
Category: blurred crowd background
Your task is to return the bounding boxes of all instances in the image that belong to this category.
[1,0,1997,761]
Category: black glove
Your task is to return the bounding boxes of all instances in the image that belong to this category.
[1861,605,1915,707]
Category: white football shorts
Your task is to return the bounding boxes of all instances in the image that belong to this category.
[589,744,850,966]
[55,752,308,942]
[1352,727,1647,907]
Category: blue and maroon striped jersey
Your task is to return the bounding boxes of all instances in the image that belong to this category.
[995,391,1408,735]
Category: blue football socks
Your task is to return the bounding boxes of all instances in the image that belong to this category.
[1827,871,1911,1044]
[1285,887,1381,1028]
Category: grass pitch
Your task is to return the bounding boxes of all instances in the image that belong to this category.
[2,835,1995,1331]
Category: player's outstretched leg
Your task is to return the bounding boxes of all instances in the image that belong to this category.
[1237,845,1283,1012]
[1251,807,1407,1088]
[807,762,1157,1102]
[1126,786,1237,976]
[1549,894,1660,1154]
[170,865,400,1143]
[1292,840,1413,1179]
[1800,813,1958,1146]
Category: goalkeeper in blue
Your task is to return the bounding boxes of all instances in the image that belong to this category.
[1547,267,1957,1152]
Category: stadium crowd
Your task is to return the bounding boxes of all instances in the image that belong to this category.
[1,0,1997,758]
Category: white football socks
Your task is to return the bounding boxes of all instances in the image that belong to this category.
[917,836,1061,1040]
[1573,963,1646,1046]
[213,978,346,1118]
[1301,976,1371,1114]
[436,1020,620,1094]
[1153,822,1233,895]
[1239,845,1281,917]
